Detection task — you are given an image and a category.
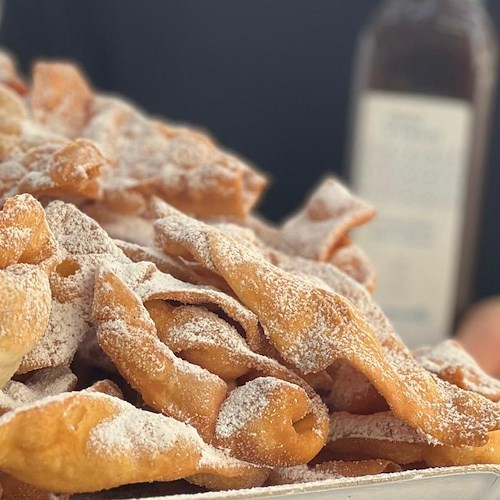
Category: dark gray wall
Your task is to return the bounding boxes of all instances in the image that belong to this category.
[1,0,499,302]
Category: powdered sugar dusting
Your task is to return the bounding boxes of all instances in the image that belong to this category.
[81,95,266,218]
[414,340,500,402]
[0,366,76,412]
[89,398,202,459]
[102,259,260,343]
[270,465,341,485]
[216,377,296,438]
[276,178,375,261]
[20,201,130,372]
[155,213,500,446]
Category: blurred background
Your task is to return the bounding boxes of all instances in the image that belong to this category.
[1,0,499,352]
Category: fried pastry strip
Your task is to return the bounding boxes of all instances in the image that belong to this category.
[0,392,267,493]
[0,194,57,269]
[93,267,228,440]
[154,211,500,446]
[19,201,129,373]
[98,259,260,342]
[327,411,500,467]
[147,300,309,387]
[148,301,329,465]
[0,195,55,386]
[31,61,93,137]
[214,377,328,467]
[2,140,108,204]
[270,178,375,262]
[94,261,329,463]
[414,340,500,403]
[82,96,267,218]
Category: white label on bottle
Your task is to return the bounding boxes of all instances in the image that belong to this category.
[351,91,472,347]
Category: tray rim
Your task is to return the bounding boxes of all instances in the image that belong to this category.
[140,464,500,500]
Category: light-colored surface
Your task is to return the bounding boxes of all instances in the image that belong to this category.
[147,465,500,500]
[351,91,472,347]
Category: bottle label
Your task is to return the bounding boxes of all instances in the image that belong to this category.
[351,91,473,347]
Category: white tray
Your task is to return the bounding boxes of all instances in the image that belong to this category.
[152,465,500,500]
[75,465,499,500]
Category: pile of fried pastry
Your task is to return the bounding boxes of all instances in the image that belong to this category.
[0,50,499,499]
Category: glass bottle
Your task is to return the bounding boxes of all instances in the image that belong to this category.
[349,0,498,346]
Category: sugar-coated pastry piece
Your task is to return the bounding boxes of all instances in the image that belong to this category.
[0,366,76,416]
[154,211,500,446]
[81,95,267,218]
[0,473,69,500]
[266,460,400,486]
[93,267,228,440]
[0,194,57,269]
[236,181,376,290]
[0,264,51,387]
[2,139,108,204]
[0,195,55,386]
[327,411,500,467]
[94,260,328,456]
[98,260,261,343]
[147,300,329,453]
[0,392,268,493]
[413,340,500,402]
[115,239,219,289]
[274,178,375,261]
[214,377,328,466]
[269,253,409,412]
[269,252,386,412]
[19,201,129,373]
[31,62,93,137]
[328,241,377,293]
[148,301,302,383]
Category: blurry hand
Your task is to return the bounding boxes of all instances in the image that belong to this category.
[456,297,500,379]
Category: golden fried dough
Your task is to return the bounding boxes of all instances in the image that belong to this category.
[327,411,500,467]
[94,267,228,440]
[154,211,500,446]
[31,62,93,137]
[414,340,500,402]
[0,392,267,493]
[214,377,328,466]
